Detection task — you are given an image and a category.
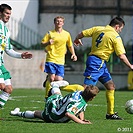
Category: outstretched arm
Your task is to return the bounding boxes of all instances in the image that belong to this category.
[119,54,133,70]
[74,32,84,47]
[5,49,32,59]
[65,112,91,124]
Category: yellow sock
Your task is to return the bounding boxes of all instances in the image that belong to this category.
[45,80,51,98]
[60,84,84,92]
[106,90,114,115]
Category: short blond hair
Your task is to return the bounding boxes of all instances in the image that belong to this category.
[54,16,65,23]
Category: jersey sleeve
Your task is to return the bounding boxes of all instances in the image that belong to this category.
[114,36,126,56]
[41,32,51,51]
[82,27,96,37]
[6,38,13,50]
[41,32,50,43]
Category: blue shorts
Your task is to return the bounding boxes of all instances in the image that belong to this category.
[44,62,64,78]
[83,55,112,85]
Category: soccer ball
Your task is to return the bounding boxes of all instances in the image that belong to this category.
[125,99,133,114]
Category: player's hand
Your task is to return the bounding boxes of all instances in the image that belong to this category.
[74,39,83,47]
[21,52,32,59]
[49,39,54,44]
[71,54,77,61]
[130,65,133,70]
[83,119,92,124]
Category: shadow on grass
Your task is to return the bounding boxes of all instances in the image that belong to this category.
[2,116,44,123]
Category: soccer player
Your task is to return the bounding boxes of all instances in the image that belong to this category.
[74,17,133,120]
[0,4,32,108]
[41,16,77,99]
[10,80,99,124]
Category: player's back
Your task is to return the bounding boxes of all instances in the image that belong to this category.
[90,25,120,61]
[44,91,87,123]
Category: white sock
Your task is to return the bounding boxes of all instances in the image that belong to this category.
[51,87,61,95]
[0,91,10,108]
[18,111,35,118]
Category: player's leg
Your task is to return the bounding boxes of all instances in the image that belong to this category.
[44,62,63,98]
[50,80,69,95]
[10,108,44,119]
[45,73,56,99]
[60,84,84,92]
[42,75,48,88]
[0,65,12,108]
[104,80,115,115]
[100,67,123,120]
[104,80,122,120]
[45,63,64,98]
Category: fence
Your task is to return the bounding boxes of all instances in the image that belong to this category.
[7,17,42,49]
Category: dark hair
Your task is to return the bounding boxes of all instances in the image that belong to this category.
[81,85,99,101]
[0,4,12,13]
[109,17,125,27]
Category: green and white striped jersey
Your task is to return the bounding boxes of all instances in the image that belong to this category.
[43,91,87,123]
[0,20,13,66]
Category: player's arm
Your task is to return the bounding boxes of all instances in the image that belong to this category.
[78,111,92,123]
[5,49,32,59]
[41,33,54,48]
[68,46,77,61]
[74,32,84,46]
[65,112,91,124]
[118,54,133,70]
[41,39,54,48]
[78,111,85,120]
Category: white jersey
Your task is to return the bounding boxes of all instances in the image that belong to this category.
[43,91,87,123]
[0,20,22,66]
[0,20,12,66]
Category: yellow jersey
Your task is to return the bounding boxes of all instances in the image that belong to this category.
[41,29,73,65]
[82,25,126,62]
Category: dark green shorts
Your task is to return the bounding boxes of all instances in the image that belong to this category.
[0,65,11,80]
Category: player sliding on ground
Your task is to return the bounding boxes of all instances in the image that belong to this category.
[10,80,99,124]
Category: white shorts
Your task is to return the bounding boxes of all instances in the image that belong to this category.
[0,78,11,85]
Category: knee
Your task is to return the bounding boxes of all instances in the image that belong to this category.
[0,83,6,90]
[49,77,54,82]
[105,81,115,90]
[49,75,55,82]
[109,83,115,90]
[4,85,13,94]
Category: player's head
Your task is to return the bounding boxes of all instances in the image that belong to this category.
[0,4,12,23]
[54,16,65,28]
[81,85,99,102]
[54,16,65,23]
[109,17,125,33]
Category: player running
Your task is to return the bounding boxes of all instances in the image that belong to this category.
[41,16,77,99]
[0,4,32,108]
[74,17,133,120]
[10,80,99,124]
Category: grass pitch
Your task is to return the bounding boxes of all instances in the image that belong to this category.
[0,89,133,133]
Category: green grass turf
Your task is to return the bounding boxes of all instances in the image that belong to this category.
[0,89,133,133]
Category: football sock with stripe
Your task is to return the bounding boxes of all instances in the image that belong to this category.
[0,91,10,108]
[51,86,61,95]
[18,111,35,118]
